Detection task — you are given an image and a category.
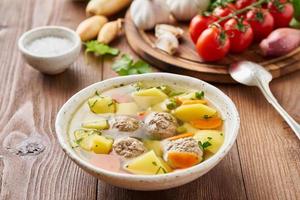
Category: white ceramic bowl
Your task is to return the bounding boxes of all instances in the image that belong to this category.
[18,26,81,75]
[55,73,240,190]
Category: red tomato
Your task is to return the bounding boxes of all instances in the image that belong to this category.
[268,1,294,28]
[261,0,288,8]
[236,0,256,9]
[196,26,230,62]
[246,9,274,42]
[224,18,254,53]
[189,15,217,44]
[213,4,236,26]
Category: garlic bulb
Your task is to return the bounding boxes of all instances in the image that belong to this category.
[130,0,174,30]
[166,0,210,21]
[155,24,184,39]
[155,32,179,55]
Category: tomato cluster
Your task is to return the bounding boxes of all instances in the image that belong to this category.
[189,0,294,62]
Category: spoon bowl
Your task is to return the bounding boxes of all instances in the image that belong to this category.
[229,61,300,140]
[229,61,272,86]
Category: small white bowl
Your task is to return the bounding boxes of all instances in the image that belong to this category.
[55,73,240,190]
[18,26,81,75]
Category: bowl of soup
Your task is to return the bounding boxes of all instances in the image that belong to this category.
[55,73,239,190]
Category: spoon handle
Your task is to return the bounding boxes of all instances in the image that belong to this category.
[258,82,300,140]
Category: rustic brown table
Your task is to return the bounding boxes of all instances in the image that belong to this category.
[0,0,299,199]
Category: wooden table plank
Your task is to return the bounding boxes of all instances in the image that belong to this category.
[227,72,300,200]
[0,0,98,199]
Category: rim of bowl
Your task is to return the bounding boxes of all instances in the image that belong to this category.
[55,73,240,181]
[18,26,81,59]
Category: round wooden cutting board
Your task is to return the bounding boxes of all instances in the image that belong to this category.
[124,12,300,83]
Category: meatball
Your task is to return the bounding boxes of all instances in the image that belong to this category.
[113,137,146,158]
[144,112,178,139]
[164,137,203,157]
[163,137,203,168]
[110,116,140,132]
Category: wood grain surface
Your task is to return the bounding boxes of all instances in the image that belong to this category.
[0,0,299,200]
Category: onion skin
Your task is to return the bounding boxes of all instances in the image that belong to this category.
[260,28,300,57]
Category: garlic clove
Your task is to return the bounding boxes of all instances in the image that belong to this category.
[97,19,123,45]
[155,24,184,39]
[155,32,179,55]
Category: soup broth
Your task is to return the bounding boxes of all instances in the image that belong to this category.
[69,82,224,175]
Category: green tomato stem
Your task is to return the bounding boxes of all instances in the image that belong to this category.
[215,0,268,24]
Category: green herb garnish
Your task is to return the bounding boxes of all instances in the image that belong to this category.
[108,100,114,106]
[202,141,212,149]
[157,85,172,95]
[75,138,84,144]
[169,91,184,97]
[198,139,212,150]
[152,161,157,166]
[89,99,98,108]
[95,91,100,96]
[195,91,205,99]
[84,40,120,56]
[166,98,179,110]
[166,101,177,110]
[112,54,152,76]
[155,166,167,174]
[133,82,144,91]
[203,115,212,119]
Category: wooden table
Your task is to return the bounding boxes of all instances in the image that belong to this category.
[0,0,299,199]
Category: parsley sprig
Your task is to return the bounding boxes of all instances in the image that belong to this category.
[195,91,205,99]
[198,136,213,151]
[84,40,120,56]
[112,54,152,76]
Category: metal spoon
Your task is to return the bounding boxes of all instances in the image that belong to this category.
[229,61,300,140]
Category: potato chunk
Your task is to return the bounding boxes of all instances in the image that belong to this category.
[88,96,116,114]
[132,88,168,109]
[82,119,109,130]
[74,129,91,141]
[173,104,217,122]
[143,139,163,157]
[91,135,113,154]
[193,130,224,154]
[178,91,204,100]
[124,150,171,175]
[116,102,139,115]
[80,134,113,154]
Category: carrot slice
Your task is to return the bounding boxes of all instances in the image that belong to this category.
[181,99,207,105]
[190,117,222,129]
[167,132,194,141]
[167,151,200,169]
